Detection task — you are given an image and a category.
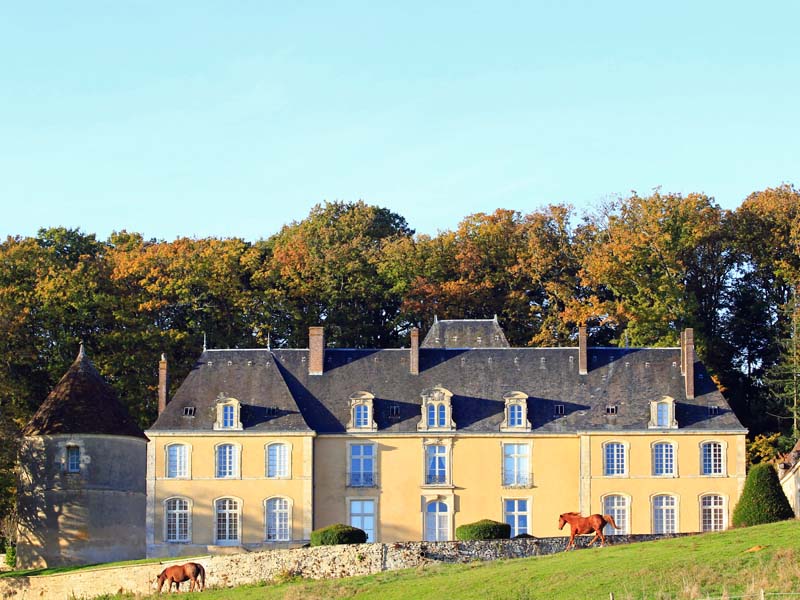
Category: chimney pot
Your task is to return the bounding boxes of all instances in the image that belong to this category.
[683,328,695,399]
[309,327,324,375]
[578,326,588,375]
[158,354,169,414]
[410,328,420,375]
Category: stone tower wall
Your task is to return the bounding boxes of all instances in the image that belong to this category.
[16,434,147,568]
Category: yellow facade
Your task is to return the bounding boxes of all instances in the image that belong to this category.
[147,429,745,556]
[312,432,744,541]
[146,433,314,557]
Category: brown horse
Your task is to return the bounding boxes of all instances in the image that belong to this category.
[558,512,619,550]
[154,562,206,593]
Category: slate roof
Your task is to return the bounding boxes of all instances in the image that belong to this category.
[149,328,745,435]
[152,350,312,432]
[421,318,510,348]
[24,346,145,438]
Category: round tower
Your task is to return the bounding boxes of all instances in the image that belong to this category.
[16,345,147,568]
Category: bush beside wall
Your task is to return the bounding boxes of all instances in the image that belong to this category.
[310,524,367,546]
[455,519,511,540]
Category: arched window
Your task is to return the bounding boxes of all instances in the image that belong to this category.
[501,391,530,432]
[603,442,626,476]
[215,497,240,544]
[214,395,242,430]
[216,444,237,478]
[652,442,675,476]
[265,497,291,541]
[267,443,290,478]
[165,497,191,542]
[649,396,677,429]
[701,495,725,531]
[418,387,454,432]
[652,495,676,533]
[166,444,188,478]
[701,442,724,475]
[347,391,376,432]
[425,501,449,541]
[603,494,628,535]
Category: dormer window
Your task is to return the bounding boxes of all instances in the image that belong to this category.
[213,394,243,431]
[347,391,377,432]
[649,396,677,429]
[501,391,531,432]
[417,387,455,432]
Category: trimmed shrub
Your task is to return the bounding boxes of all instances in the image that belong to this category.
[310,523,367,546]
[513,533,535,539]
[732,462,794,527]
[455,519,511,540]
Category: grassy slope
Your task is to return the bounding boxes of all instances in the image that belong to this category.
[103,521,800,599]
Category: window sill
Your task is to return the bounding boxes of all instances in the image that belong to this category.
[502,483,533,489]
[165,540,192,544]
[421,483,454,489]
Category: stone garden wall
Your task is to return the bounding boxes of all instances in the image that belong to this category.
[0,533,687,599]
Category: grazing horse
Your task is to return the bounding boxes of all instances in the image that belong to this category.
[558,512,619,550]
[154,562,206,593]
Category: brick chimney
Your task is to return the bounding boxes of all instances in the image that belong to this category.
[578,326,588,375]
[410,327,420,375]
[683,328,695,399]
[158,353,169,414]
[309,326,324,376]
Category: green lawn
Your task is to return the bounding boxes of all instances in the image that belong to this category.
[64,521,800,599]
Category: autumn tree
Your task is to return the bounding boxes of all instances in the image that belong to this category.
[107,233,258,425]
[580,192,734,352]
[252,201,413,348]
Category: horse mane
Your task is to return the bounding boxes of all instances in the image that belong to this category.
[563,511,580,516]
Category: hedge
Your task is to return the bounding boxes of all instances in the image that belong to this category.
[455,519,511,540]
[310,523,367,546]
[732,462,794,527]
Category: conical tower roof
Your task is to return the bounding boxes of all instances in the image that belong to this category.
[23,345,145,438]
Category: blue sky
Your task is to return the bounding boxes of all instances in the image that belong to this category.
[2,2,798,241]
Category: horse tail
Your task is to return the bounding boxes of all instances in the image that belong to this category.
[604,514,620,530]
[198,563,206,590]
